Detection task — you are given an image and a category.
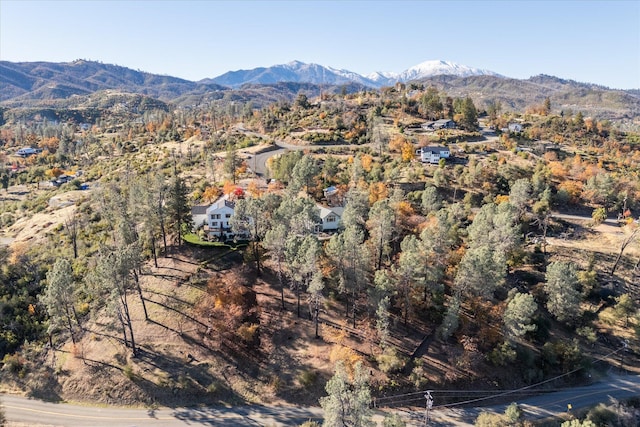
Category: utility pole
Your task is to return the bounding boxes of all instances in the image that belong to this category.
[424,391,433,426]
[620,340,628,372]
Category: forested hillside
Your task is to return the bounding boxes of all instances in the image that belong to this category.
[1,83,639,426]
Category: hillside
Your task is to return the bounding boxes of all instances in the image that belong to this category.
[1,76,640,426]
[414,74,640,121]
[0,60,226,104]
[2,60,639,122]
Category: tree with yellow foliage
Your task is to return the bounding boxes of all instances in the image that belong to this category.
[389,134,407,153]
[401,142,415,163]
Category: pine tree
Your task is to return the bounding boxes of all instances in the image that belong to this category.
[166,175,190,247]
[545,262,582,325]
[320,361,373,427]
[40,258,80,344]
[503,291,538,339]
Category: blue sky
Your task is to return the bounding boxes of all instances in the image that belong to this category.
[1,0,639,89]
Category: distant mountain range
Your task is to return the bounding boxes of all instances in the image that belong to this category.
[0,59,638,122]
[207,59,501,88]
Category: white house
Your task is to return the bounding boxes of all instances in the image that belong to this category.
[416,146,450,164]
[16,147,38,157]
[508,123,523,132]
[421,119,456,131]
[316,205,344,232]
[205,196,236,239]
[191,205,209,229]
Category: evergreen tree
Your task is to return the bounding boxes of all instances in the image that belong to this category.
[224,143,239,183]
[421,186,442,215]
[503,291,538,339]
[367,198,395,270]
[545,262,582,325]
[320,361,373,427]
[290,154,320,196]
[166,175,190,246]
[40,258,80,344]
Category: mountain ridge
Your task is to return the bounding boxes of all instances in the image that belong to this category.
[1,59,638,122]
[206,59,501,88]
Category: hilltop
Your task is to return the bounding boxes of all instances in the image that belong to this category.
[1,59,639,122]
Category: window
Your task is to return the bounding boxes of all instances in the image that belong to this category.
[211,222,218,227]
[326,215,336,222]
[225,213,232,218]
[211,214,221,220]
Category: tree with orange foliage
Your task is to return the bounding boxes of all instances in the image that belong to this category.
[360,154,373,172]
[247,180,262,197]
[368,182,388,205]
[48,167,64,178]
[202,186,221,203]
[222,180,236,196]
[557,180,583,205]
[388,134,408,153]
[36,136,58,154]
[198,270,259,351]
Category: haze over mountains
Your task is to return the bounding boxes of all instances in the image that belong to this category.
[0,58,638,122]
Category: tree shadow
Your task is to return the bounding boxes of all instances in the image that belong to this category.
[125,344,246,409]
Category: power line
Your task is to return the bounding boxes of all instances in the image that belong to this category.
[374,343,628,410]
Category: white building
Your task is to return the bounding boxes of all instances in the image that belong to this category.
[508,123,523,132]
[204,196,236,239]
[416,146,450,164]
[316,205,344,232]
[191,205,209,229]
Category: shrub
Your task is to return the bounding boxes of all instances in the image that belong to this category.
[123,364,135,380]
[236,323,259,343]
[376,348,406,374]
[1,353,25,374]
[586,404,617,426]
[297,369,318,388]
[488,341,517,367]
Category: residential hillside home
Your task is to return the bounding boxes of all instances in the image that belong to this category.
[191,205,208,229]
[191,195,238,240]
[316,204,344,232]
[421,119,456,131]
[416,146,450,164]
[508,123,523,132]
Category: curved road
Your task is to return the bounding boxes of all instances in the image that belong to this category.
[425,374,640,426]
[234,124,364,177]
[4,375,640,426]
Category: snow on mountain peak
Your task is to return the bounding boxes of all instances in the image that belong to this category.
[399,59,499,81]
[210,59,502,88]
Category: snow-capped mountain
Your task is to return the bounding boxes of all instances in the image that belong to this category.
[366,71,400,84]
[208,59,501,88]
[208,60,378,88]
[397,60,501,82]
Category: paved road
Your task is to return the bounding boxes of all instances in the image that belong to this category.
[425,374,640,426]
[4,375,640,426]
[234,124,363,177]
[1,394,324,427]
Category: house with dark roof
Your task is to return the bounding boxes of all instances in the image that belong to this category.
[416,146,450,164]
[421,119,456,131]
[191,205,209,229]
[204,196,236,239]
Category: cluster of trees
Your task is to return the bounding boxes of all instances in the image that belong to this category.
[32,168,191,358]
[1,79,640,421]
